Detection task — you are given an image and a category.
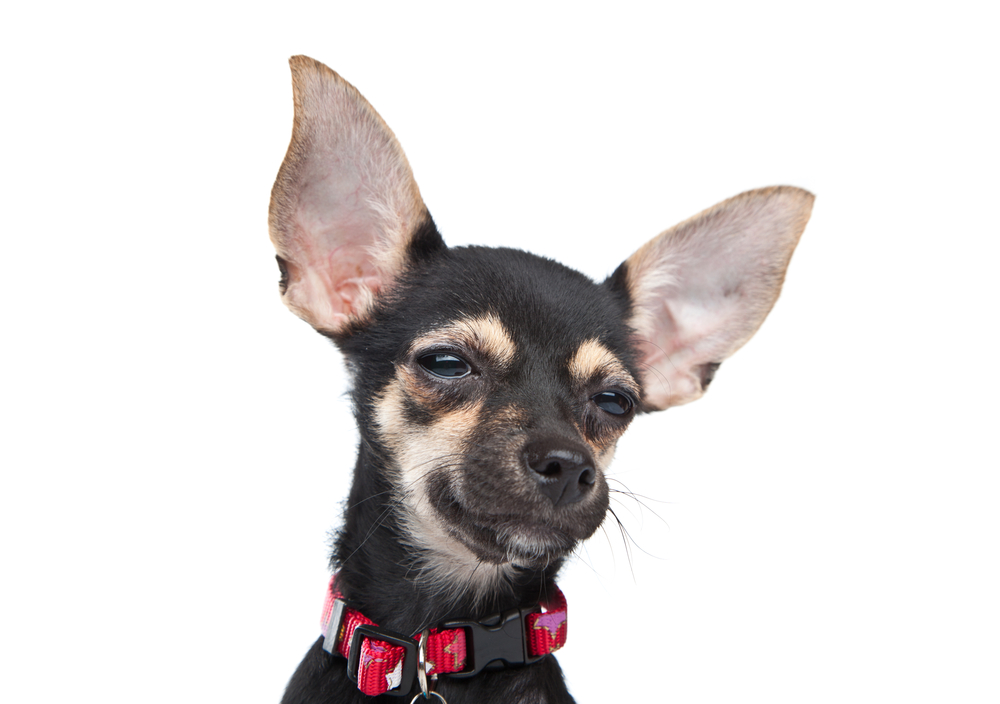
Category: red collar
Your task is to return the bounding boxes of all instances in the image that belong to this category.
[319,576,568,697]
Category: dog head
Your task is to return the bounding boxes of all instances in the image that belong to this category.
[269,57,813,590]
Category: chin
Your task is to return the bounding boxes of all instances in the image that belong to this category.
[447,511,601,568]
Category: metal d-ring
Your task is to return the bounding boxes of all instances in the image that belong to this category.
[417,628,431,696]
[412,630,448,704]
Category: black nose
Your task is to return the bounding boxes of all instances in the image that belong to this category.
[524,440,596,506]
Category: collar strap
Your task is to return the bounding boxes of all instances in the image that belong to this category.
[319,576,568,697]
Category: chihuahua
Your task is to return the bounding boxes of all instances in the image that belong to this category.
[270,56,813,703]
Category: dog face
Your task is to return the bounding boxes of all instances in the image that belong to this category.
[269,56,813,594]
[341,246,641,575]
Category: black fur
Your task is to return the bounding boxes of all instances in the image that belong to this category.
[281,220,640,704]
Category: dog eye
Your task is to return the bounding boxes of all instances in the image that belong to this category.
[592,391,634,415]
[418,353,472,379]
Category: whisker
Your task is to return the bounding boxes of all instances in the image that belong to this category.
[606,477,672,529]
[606,507,636,582]
[607,503,670,563]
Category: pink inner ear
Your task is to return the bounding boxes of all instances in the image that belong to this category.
[268,57,429,334]
[625,187,814,410]
[281,212,388,330]
[634,293,745,409]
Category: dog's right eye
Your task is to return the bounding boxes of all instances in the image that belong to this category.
[418,353,472,379]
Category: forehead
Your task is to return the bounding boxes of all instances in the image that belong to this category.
[393,246,635,358]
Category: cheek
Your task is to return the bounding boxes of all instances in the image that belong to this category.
[374,378,486,487]
[373,381,411,458]
[582,410,632,458]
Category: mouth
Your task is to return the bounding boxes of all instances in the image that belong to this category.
[424,476,606,567]
[471,516,579,566]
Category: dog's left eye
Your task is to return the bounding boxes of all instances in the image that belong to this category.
[592,391,634,415]
[418,353,472,379]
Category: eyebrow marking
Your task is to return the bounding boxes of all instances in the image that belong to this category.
[568,339,639,393]
[410,314,517,369]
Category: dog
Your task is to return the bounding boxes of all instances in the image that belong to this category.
[269,55,813,703]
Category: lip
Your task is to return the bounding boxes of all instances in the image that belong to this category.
[481,515,577,546]
[490,518,579,561]
[426,479,589,565]
[468,515,578,566]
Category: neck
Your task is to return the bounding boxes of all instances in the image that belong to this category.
[331,442,564,633]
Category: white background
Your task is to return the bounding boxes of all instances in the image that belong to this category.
[2,2,997,702]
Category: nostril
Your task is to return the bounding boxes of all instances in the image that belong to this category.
[526,449,584,478]
[523,440,598,506]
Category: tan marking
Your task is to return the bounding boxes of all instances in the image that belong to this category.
[410,314,516,370]
[394,364,443,409]
[567,339,639,395]
[596,444,617,471]
[373,380,409,456]
[422,402,484,457]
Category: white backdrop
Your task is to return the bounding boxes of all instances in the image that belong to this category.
[2,2,997,702]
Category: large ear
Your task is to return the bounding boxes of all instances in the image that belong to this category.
[610,186,814,411]
[268,56,443,335]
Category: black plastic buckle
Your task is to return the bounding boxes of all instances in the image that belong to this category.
[441,604,543,678]
[346,624,418,697]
